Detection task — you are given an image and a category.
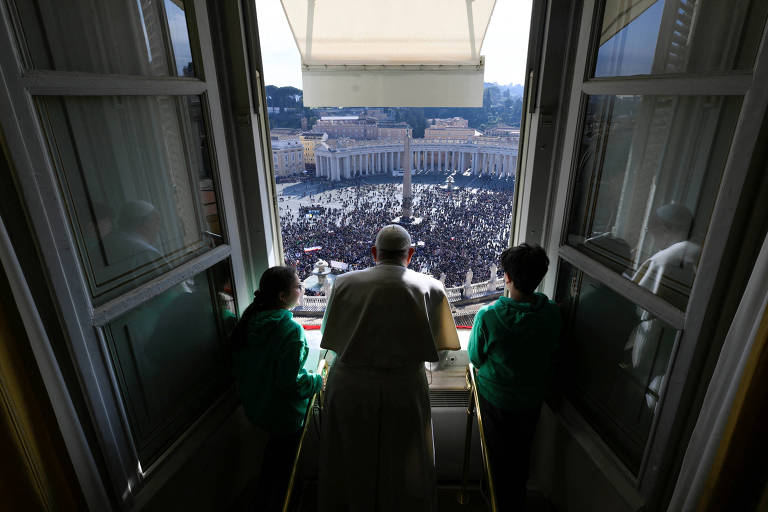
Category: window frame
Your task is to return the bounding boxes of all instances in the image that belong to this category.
[0,0,272,506]
[541,0,768,500]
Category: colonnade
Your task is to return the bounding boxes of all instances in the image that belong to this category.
[315,142,517,181]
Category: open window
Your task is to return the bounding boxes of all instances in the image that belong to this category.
[0,0,255,504]
[526,0,768,506]
[255,0,532,373]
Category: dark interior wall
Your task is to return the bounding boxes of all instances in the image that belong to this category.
[0,150,86,509]
[704,315,768,511]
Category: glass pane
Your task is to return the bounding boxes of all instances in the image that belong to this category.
[556,262,678,473]
[595,0,768,77]
[37,95,223,304]
[104,260,236,466]
[567,95,742,310]
[10,0,195,76]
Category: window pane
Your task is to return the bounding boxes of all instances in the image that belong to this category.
[37,95,223,304]
[566,95,742,310]
[556,262,678,473]
[595,0,768,77]
[104,260,236,467]
[10,0,195,76]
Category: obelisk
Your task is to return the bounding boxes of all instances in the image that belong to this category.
[402,134,413,219]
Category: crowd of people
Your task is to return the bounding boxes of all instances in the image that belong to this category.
[278,175,514,288]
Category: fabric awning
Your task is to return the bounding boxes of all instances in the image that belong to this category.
[280,0,496,107]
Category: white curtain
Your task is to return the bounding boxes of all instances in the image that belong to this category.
[668,231,768,510]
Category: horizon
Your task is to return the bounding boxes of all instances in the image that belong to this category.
[265,81,526,90]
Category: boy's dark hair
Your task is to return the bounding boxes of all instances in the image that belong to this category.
[499,243,549,295]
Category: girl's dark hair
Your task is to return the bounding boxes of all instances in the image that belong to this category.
[230,266,297,350]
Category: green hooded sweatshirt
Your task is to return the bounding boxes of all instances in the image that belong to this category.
[232,308,322,433]
[468,294,561,411]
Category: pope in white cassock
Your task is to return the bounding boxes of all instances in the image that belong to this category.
[318,224,460,511]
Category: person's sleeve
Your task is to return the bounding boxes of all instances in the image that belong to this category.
[320,287,334,335]
[468,309,487,368]
[319,284,338,350]
[274,327,323,399]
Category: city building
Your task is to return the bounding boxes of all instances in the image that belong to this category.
[315,139,516,181]
[299,131,328,169]
[485,123,520,141]
[271,137,304,176]
[312,116,378,140]
[424,125,479,139]
[428,116,469,127]
[377,121,412,140]
[424,117,478,139]
[268,127,301,139]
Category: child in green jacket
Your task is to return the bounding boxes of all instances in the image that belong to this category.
[468,244,561,510]
[232,266,322,511]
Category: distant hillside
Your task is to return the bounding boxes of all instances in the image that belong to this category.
[483,82,524,98]
[265,85,303,108]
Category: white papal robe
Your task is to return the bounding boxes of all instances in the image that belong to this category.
[318,263,460,511]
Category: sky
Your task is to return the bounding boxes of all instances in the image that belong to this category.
[254,0,533,89]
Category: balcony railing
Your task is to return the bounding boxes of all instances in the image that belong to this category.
[296,266,505,313]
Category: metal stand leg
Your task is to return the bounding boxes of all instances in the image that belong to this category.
[457,384,476,505]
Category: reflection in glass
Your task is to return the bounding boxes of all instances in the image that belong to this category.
[557,263,677,473]
[164,0,195,76]
[37,95,223,304]
[595,0,768,77]
[567,95,742,310]
[10,0,195,76]
[104,260,236,466]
